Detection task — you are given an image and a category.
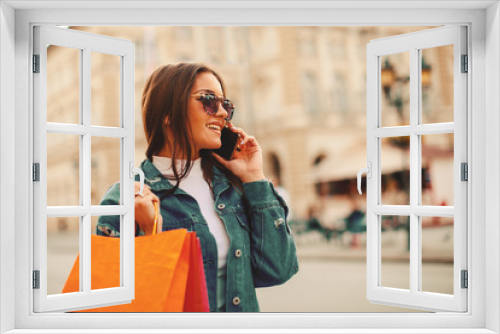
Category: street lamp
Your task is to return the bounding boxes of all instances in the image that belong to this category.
[380,58,410,119]
[421,57,432,88]
[421,57,432,116]
[381,57,432,106]
[381,59,396,99]
[381,56,432,142]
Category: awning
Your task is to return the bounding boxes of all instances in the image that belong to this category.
[310,142,409,183]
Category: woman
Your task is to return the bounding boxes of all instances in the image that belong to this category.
[96,63,298,312]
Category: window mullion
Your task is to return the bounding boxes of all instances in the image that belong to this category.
[373,124,455,138]
[81,47,92,294]
[122,51,135,292]
[413,123,454,135]
[365,50,380,299]
[409,47,420,294]
[372,205,455,216]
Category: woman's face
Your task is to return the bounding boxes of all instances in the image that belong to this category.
[185,72,229,152]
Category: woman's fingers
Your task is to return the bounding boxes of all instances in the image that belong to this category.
[141,192,158,204]
[227,124,259,146]
[234,136,259,158]
[134,183,159,206]
[135,193,158,218]
[135,181,152,196]
[241,135,256,146]
[211,151,230,167]
[156,213,163,234]
[223,125,260,160]
[228,125,249,145]
[133,182,160,235]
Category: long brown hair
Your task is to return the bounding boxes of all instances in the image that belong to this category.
[142,63,243,195]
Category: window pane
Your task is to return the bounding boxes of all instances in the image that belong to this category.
[421,134,454,206]
[47,133,80,206]
[381,137,410,205]
[421,45,454,124]
[47,45,81,124]
[92,215,121,290]
[380,215,410,290]
[91,52,121,127]
[381,52,410,127]
[302,71,318,114]
[47,216,80,295]
[91,137,121,205]
[421,216,454,294]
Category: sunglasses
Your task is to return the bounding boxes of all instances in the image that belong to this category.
[191,93,235,121]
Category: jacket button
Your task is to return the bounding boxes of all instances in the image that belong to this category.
[274,217,285,229]
[235,249,242,258]
[217,203,226,210]
[232,296,241,306]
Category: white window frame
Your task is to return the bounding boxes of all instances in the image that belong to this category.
[0,1,499,333]
[366,26,468,312]
[33,25,136,313]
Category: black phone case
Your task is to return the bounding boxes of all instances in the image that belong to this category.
[212,127,239,160]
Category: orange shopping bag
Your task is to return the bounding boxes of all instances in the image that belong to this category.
[62,229,209,312]
[183,235,209,312]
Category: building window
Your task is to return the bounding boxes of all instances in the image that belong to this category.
[302,71,318,114]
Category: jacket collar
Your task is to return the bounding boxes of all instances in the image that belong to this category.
[139,159,174,192]
[140,159,230,193]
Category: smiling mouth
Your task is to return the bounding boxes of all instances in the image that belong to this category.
[206,124,222,132]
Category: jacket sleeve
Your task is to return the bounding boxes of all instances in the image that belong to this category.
[242,180,299,287]
[95,182,122,237]
[96,181,145,237]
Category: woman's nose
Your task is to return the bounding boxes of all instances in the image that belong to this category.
[215,101,228,119]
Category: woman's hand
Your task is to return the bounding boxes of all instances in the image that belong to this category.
[211,124,266,183]
[134,182,163,235]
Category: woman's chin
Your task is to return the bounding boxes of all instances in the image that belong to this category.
[205,141,222,150]
[212,140,222,150]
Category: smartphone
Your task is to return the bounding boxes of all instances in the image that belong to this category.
[212,127,239,160]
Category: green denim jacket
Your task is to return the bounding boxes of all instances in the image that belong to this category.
[96,159,299,312]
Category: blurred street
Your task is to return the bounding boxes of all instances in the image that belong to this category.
[257,228,453,313]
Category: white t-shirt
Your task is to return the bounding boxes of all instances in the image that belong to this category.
[152,156,231,271]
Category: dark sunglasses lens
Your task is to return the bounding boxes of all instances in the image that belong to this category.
[202,95,218,115]
[223,100,234,120]
[200,95,234,120]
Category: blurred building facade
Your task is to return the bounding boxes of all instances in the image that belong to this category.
[46,26,454,232]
